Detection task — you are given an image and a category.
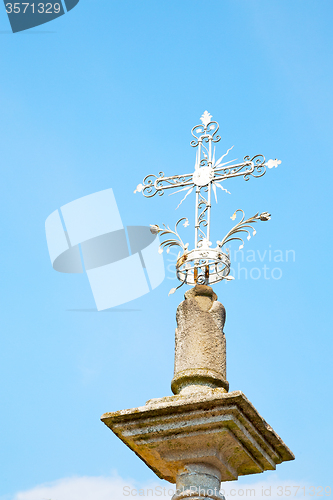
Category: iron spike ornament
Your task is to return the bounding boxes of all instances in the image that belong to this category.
[135,111,280,294]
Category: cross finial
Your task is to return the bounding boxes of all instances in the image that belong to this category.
[135,112,280,294]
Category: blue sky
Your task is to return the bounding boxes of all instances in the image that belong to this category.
[0,1,332,498]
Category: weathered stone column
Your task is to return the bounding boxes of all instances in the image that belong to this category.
[171,285,229,395]
[170,285,228,499]
[172,463,224,500]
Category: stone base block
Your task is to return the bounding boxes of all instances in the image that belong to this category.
[101,390,294,483]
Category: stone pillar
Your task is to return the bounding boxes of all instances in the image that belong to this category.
[171,285,229,395]
[102,285,295,499]
[172,463,224,500]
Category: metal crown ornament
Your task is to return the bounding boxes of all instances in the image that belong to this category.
[135,111,280,294]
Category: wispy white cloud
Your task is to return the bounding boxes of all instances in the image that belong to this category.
[13,474,172,500]
[12,473,313,500]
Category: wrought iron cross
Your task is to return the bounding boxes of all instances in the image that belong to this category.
[135,111,280,293]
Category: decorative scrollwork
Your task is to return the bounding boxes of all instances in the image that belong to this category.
[190,110,221,147]
[197,189,209,242]
[190,120,221,147]
[217,209,271,251]
[196,274,207,285]
[213,154,267,183]
[243,155,266,180]
[150,218,190,254]
[134,173,159,198]
[135,172,194,198]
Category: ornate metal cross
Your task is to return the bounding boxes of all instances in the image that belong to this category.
[135,111,280,293]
